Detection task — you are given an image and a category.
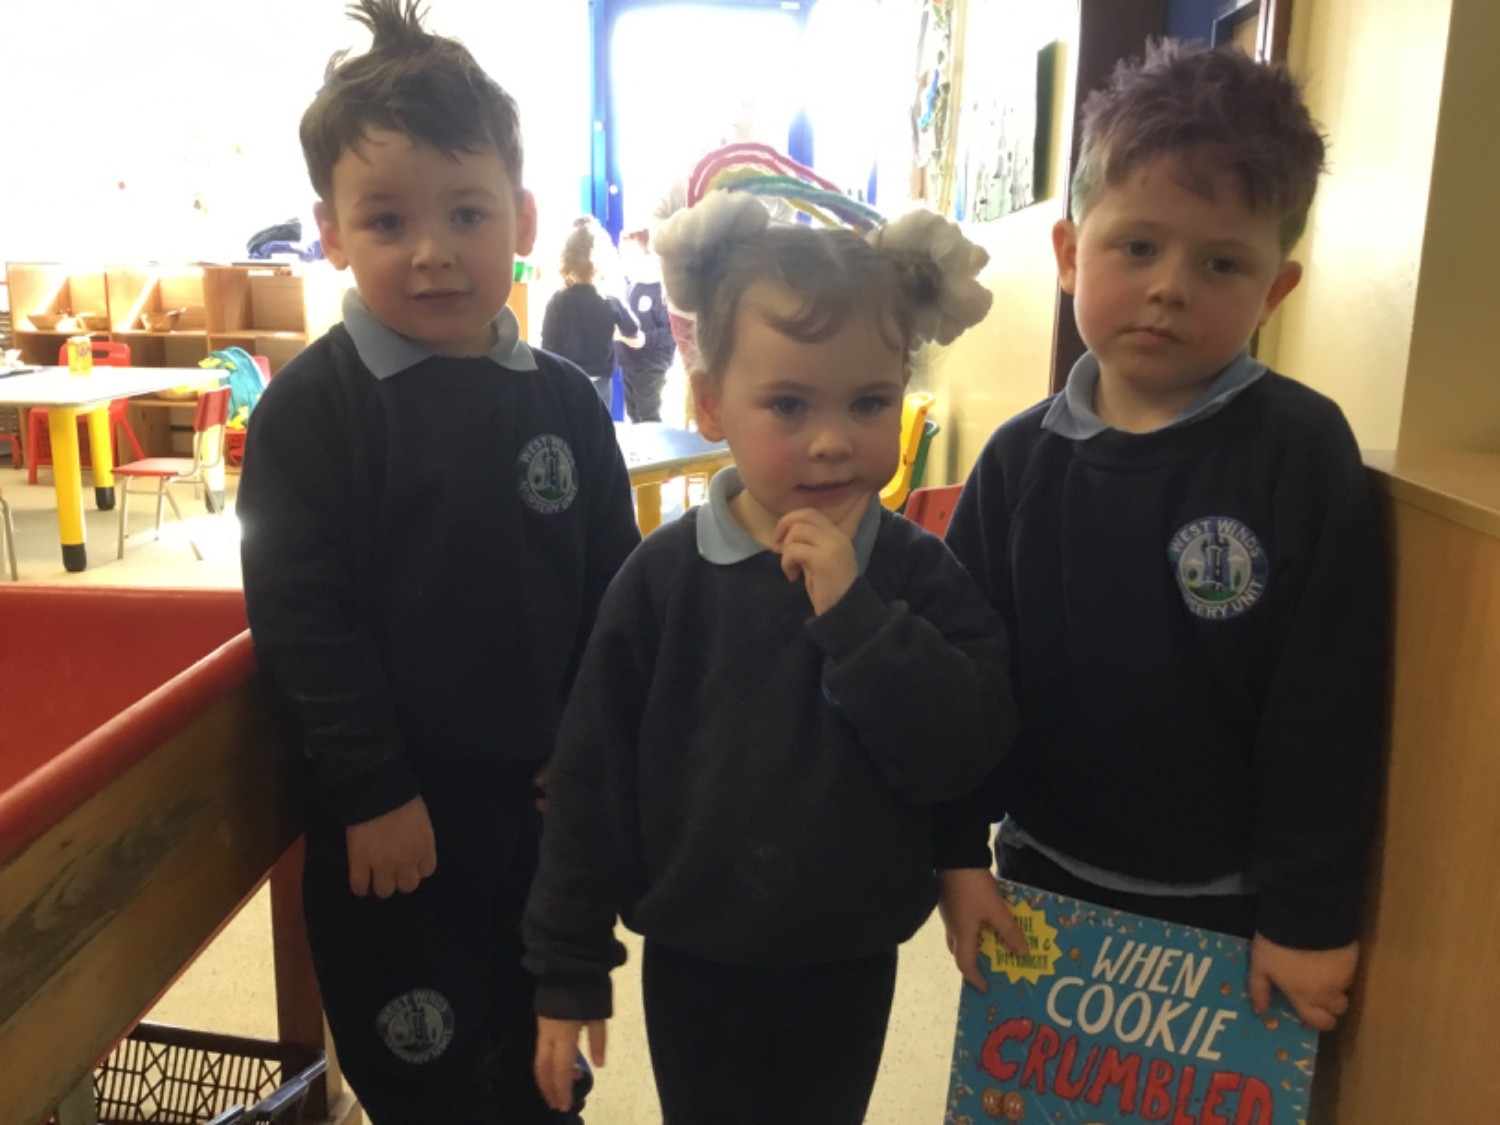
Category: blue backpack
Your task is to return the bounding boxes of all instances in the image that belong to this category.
[198,346,267,421]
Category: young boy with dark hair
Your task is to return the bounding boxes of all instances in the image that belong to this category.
[938,41,1387,1036]
[237,2,639,1121]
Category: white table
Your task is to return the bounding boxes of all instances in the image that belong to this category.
[615,423,733,535]
[0,366,216,570]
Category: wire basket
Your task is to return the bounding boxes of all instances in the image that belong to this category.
[92,1023,326,1125]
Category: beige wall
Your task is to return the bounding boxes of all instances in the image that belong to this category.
[1262,0,1453,452]
[1396,0,1500,453]
[921,200,1069,485]
[928,0,1468,470]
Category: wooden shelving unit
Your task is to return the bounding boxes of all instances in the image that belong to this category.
[102,265,214,376]
[4,261,332,374]
[6,261,342,457]
[202,264,312,375]
[5,264,111,355]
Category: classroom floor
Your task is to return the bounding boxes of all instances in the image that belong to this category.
[3,450,969,1124]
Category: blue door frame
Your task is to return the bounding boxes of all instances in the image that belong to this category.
[589,0,817,241]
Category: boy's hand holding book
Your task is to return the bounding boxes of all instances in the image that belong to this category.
[937,868,1031,990]
[1249,933,1358,1032]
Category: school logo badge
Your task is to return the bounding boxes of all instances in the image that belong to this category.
[375,988,455,1064]
[517,434,578,514]
[1167,516,1268,620]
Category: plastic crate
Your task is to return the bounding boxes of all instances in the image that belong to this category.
[91,1023,326,1125]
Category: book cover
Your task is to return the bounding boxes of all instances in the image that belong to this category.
[946,880,1318,1124]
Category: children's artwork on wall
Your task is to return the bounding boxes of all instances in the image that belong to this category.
[909,0,961,212]
[951,0,1058,224]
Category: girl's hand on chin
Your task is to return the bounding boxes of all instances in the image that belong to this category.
[775,505,864,615]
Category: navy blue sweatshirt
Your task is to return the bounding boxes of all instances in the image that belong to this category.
[614,280,675,377]
[944,372,1387,948]
[238,324,640,826]
[540,284,639,379]
[523,496,1018,1020]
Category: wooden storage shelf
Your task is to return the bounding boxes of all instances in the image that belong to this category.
[7,263,109,340]
[114,330,210,339]
[12,328,109,337]
[4,261,326,375]
[6,260,340,459]
[204,265,307,337]
[106,265,207,336]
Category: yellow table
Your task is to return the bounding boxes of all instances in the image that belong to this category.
[0,365,215,571]
[617,422,734,534]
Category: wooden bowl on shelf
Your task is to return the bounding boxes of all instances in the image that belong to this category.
[27,312,64,331]
[141,309,182,332]
[77,313,110,331]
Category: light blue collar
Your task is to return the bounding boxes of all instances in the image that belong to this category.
[696,466,882,568]
[341,288,537,379]
[1041,350,1267,439]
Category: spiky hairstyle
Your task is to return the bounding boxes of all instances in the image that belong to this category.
[300,0,523,202]
[1072,41,1326,250]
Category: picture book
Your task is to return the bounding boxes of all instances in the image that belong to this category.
[946,880,1318,1124]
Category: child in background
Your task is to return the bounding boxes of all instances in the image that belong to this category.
[938,42,1386,1034]
[524,190,1025,1124]
[613,229,676,423]
[237,2,639,1120]
[541,217,641,408]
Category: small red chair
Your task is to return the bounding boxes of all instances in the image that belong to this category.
[903,483,963,539]
[27,341,145,484]
[113,386,231,562]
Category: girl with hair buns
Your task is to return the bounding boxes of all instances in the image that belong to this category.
[524,191,1025,1123]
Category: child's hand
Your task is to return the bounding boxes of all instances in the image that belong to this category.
[937,868,1030,991]
[775,507,861,615]
[344,795,437,898]
[1248,933,1358,1031]
[535,1016,607,1113]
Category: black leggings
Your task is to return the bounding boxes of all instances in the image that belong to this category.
[621,365,667,423]
[641,942,898,1125]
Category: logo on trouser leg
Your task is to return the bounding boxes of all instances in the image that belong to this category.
[376,989,455,1064]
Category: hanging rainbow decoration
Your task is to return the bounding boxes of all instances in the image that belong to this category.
[686,141,885,232]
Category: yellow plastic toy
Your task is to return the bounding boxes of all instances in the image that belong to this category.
[880,391,935,510]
